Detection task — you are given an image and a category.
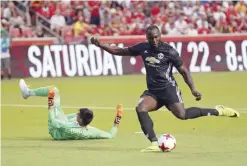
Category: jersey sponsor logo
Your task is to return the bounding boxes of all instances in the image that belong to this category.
[144,50,148,53]
[145,57,160,64]
[70,128,87,135]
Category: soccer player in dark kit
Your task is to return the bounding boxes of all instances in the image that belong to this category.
[90,25,240,152]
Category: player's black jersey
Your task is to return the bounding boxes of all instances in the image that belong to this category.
[128,41,183,90]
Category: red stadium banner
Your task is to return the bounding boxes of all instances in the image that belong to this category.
[10,35,247,78]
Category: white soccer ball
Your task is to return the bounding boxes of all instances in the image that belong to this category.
[158,133,176,152]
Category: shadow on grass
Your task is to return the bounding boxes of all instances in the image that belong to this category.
[1,137,53,141]
[1,137,142,152]
[2,144,141,152]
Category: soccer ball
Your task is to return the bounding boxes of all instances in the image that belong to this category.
[158,133,176,152]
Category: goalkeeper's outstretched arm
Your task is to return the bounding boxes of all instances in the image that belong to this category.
[63,104,123,140]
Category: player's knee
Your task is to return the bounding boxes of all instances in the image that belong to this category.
[135,106,148,112]
[174,111,186,120]
[53,87,59,93]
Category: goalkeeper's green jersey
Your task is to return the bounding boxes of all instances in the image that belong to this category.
[48,87,117,140]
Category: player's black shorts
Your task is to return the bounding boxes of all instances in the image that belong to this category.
[140,85,183,110]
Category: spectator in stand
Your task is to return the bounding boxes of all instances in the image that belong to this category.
[73,16,88,37]
[234,0,247,16]
[64,8,74,26]
[151,2,160,17]
[133,5,145,20]
[213,5,226,22]
[238,16,247,32]
[225,4,238,24]
[74,10,83,22]
[101,10,111,26]
[143,17,153,30]
[187,23,198,35]
[142,1,151,17]
[29,0,43,25]
[161,23,166,35]
[102,25,114,36]
[155,17,164,32]
[207,14,217,33]
[110,8,122,29]
[1,19,10,32]
[99,2,111,25]
[89,1,100,26]
[215,15,228,33]
[164,16,180,35]
[131,20,145,35]
[229,21,239,33]
[2,2,15,21]
[196,14,209,29]
[175,13,188,34]
[82,2,91,23]
[9,11,25,29]
[118,24,132,36]
[5,0,247,38]
[50,9,66,34]
[1,29,12,80]
[198,21,211,34]
[97,21,105,36]
[32,26,45,37]
[183,1,193,17]
[221,23,231,33]
[38,1,50,19]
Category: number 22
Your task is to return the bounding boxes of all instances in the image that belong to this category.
[188,41,211,72]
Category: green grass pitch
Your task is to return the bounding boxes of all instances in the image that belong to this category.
[1,72,247,166]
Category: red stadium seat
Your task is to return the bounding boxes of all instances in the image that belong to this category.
[9,27,21,37]
[22,28,33,37]
[61,26,73,37]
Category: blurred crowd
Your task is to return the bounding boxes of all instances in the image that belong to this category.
[1,0,247,41]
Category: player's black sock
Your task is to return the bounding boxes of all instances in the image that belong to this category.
[1,74,3,80]
[185,107,219,119]
[136,110,158,142]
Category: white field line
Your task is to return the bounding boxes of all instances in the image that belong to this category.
[0,104,134,110]
[1,104,247,113]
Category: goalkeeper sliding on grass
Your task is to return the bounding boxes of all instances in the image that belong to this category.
[19,79,123,140]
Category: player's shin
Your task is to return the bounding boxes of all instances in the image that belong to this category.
[185,107,219,119]
[29,87,52,97]
[136,109,158,142]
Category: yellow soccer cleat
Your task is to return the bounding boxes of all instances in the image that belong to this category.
[215,105,240,118]
[140,142,161,152]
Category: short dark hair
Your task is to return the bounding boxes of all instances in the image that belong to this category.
[79,108,94,126]
[146,25,160,33]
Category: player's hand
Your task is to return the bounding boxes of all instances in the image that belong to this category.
[114,104,123,125]
[191,90,202,101]
[90,37,100,47]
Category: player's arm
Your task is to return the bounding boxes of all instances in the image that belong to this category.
[63,116,121,139]
[177,65,195,91]
[88,126,118,139]
[88,104,123,139]
[169,49,202,101]
[90,37,141,56]
[63,104,123,139]
[63,125,118,139]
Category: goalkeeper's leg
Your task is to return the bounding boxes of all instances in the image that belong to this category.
[19,79,53,98]
[19,79,66,121]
